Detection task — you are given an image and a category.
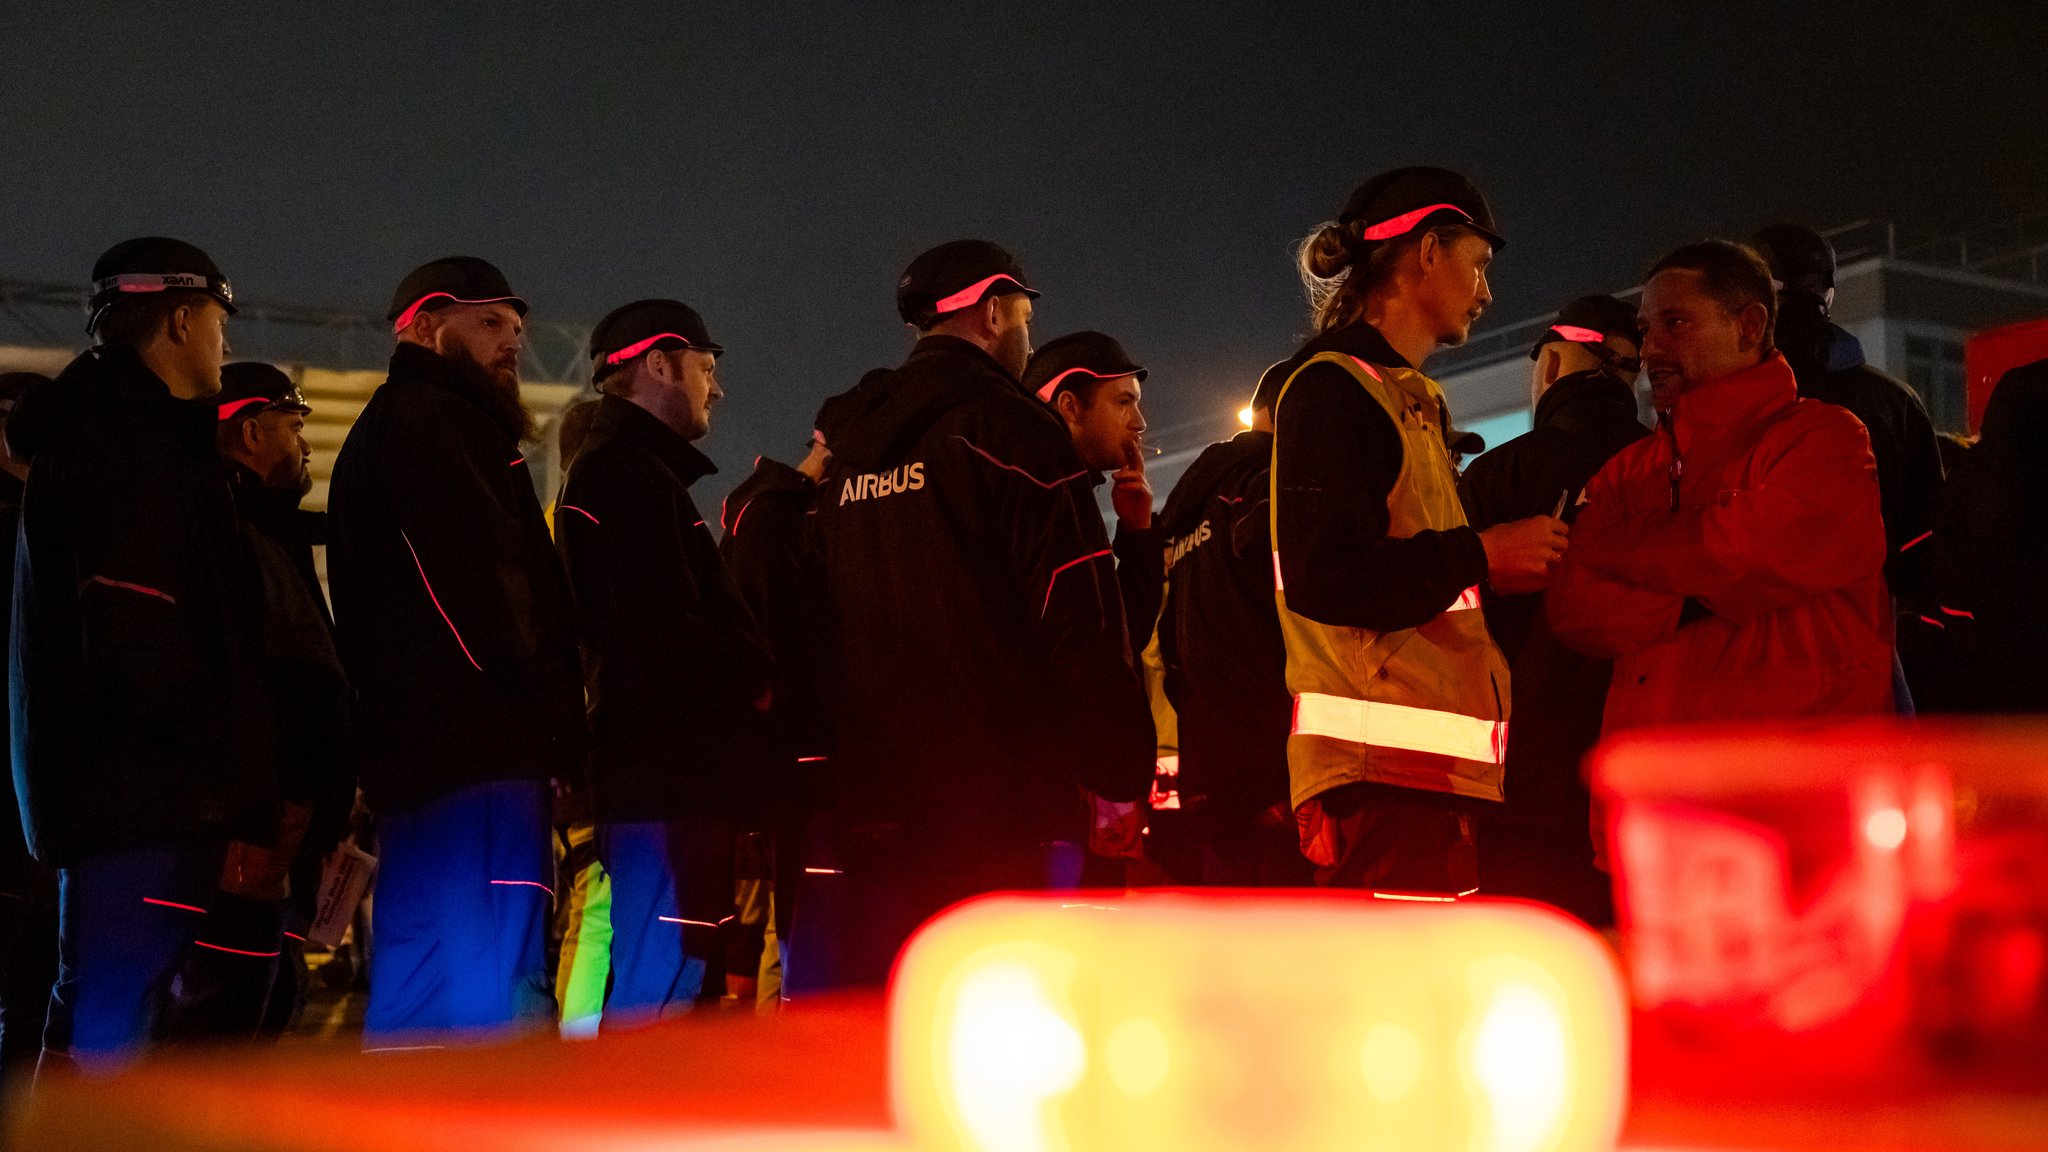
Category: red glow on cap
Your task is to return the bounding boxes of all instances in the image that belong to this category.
[932,273,1028,315]
[1034,367,1120,402]
[215,397,270,422]
[390,292,522,334]
[1550,324,1608,344]
[1360,203,1474,242]
[604,332,699,366]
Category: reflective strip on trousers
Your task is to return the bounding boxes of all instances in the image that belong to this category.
[1447,584,1480,611]
[1292,692,1507,764]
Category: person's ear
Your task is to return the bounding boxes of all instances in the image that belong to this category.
[982,293,1005,335]
[166,302,196,347]
[240,417,265,455]
[1053,389,1084,426]
[1738,302,1770,351]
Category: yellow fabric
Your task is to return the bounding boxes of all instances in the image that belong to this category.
[1268,352,1510,810]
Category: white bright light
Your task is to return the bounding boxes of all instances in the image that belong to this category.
[947,962,1086,1152]
[1237,407,1255,427]
[1864,807,1908,851]
[1471,981,1570,1152]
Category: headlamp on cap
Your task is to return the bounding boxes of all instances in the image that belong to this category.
[86,237,239,335]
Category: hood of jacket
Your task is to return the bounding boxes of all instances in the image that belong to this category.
[1535,368,1646,440]
[1775,299,1866,377]
[1156,431,1271,541]
[823,336,1041,472]
[719,455,812,535]
[7,345,213,462]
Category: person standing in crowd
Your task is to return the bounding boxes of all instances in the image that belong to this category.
[1139,361,1309,886]
[1458,295,1647,923]
[1929,358,2048,713]
[717,398,855,1008]
[1548,241,1892,735]
[1024,332,1164,650]
[1272,169,1568,897]
[1751,224,1944,707]
[327,257,584,1047]
[796,240,1153,990]
[0,372,56,1088]
[10,239,275,1075]
[556,299,773,1029]
[173,363,353,1041]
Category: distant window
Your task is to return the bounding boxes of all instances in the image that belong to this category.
[1903,335,1967,433]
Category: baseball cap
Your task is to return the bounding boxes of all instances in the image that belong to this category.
[1338,167,1506,252]
[1751,224,1836,296]
[1023,331,1146,403]
[388,256,528,333]
[588,298,724,372]
[1446,428,1486,457]
[215,361,310,423]
[896,239,1038,327]
[88,237,236,335]
[1528,295,1641,360]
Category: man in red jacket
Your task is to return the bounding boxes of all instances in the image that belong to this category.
[1548,240,1892,733]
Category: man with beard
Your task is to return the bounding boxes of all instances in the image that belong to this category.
[173,363,353,1040]
[1025,331,1164,657]
[794,240,1152,991]
[555,299,773,1028]
[328,257,584,1047]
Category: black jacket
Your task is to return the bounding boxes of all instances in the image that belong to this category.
[1458,370,1647,824]
[1151,431,1290,819]
[327,343,584,814]
[228,467,354,856]
[1928,358,2048,713]
[1273,323,1490,631]
[0,469,36,891]
[9,347,276,864]
[1777,301,1943,610]
[810,336,1153,852]
[719,456,831,775]
[1112,519,1166,660]
[556,396,774,821]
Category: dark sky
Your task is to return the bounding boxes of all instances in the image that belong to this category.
[7,3,2046,505]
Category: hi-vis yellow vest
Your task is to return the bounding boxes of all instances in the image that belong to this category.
[1269,352,1509,810]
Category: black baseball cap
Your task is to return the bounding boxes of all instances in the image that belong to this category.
[589,298,724,373]
[1447,428,1486,457]
[88,237,236,335]
[896,239,1038,327]
[388,256,528,333]
[215,361,310,424]
[1751,224,1836,296]
[1338,167,1506,252]
[1024,331,1146,403]
[1528,295,1641,360]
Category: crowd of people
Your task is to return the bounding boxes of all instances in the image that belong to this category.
[1,165,2043,1085]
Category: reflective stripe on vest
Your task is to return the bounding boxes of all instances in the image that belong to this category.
[1448,584,1480,612]
[1292,692,1507,765]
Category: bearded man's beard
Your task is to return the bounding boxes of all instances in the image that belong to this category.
[444,342,536,443]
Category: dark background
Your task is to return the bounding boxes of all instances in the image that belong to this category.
[6,2,2045,503]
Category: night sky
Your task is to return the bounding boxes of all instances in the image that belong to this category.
[7,3,2045,506]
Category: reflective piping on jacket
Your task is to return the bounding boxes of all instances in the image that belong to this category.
[1899,530,1933,553]
[952,435,1088,489]
[559,504,600,526]
[1042,548,1114,618]
[1291,691,1507,764]
[489,879,554,897]
[142,897,207,914]
[85,575,176,605]
[401,530,482,672]
[1940,605,1974,620]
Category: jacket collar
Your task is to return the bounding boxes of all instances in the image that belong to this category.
[907,334,1027,389]
[1669,353,1799,448]
[1535,369,1642,437]
[226,460,310,534]
[1294,322,1414,373]
[585,393,717,486]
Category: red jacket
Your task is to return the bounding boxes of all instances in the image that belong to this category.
[1547,353,1893,731]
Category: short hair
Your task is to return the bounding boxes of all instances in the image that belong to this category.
[93,289,213,347]
[1647,240,1778,350]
